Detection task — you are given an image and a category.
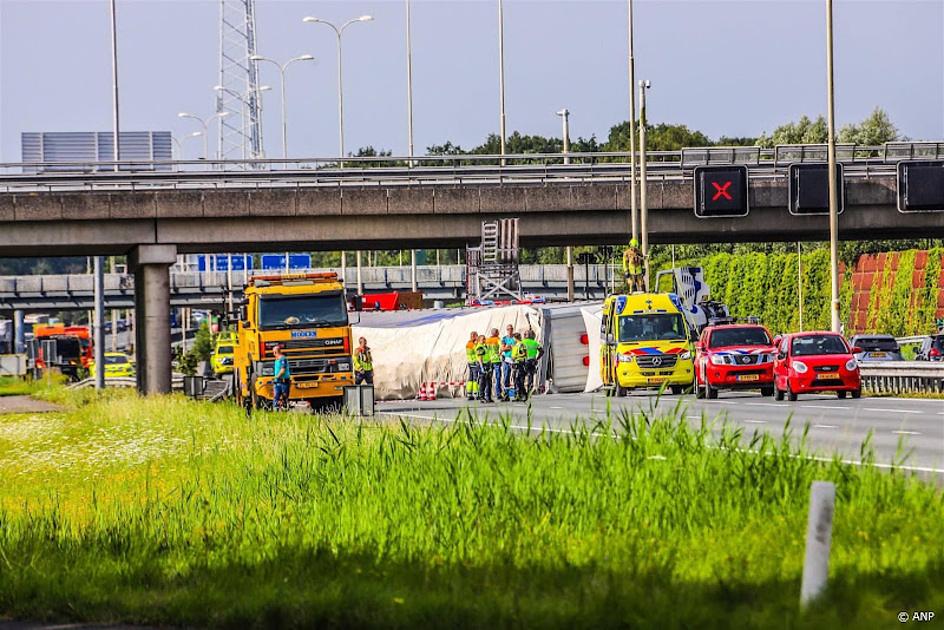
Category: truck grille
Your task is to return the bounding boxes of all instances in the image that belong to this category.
[268,338,346,353]
[290,357,352,376]
[635,354,678,369]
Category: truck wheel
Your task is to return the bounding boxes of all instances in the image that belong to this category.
[615,383,628,398]
[761,386,774,397]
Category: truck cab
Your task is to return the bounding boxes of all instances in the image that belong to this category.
[33,324,93,381]
[600,293,696,396]
[233,272,355,411]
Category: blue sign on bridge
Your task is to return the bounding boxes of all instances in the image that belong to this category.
[260,254,312,271]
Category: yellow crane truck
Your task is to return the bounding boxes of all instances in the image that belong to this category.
[232,272,355,412]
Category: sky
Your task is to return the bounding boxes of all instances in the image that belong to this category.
[0,0,942,162]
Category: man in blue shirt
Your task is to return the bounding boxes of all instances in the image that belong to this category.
[272,344,291,410]
[499,324,516,401]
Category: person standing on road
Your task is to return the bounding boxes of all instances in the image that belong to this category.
[272,344,291,411]
[511,332,528,401]
[522,329,545,397]
[475,334,493,403]
[486,328,503,399]
[353,336,374,385]
[500,324,516,401]
[465,331,480,401]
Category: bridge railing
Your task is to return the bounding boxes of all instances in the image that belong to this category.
[0,142,924,193]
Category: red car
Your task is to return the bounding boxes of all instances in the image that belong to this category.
[694,324,776,399]
[773,332,862,400]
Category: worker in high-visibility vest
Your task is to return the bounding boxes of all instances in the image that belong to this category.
[485,328,503,400]
[465,330,480,401]
[474,334,493,403]
[511,332,528,401]
[521,329,545,397]
[623,237,646,293]
[353,336,374,385]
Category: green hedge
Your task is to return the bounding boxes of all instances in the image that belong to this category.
[698,248,943,336]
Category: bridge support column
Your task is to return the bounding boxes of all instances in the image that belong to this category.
[130,244,176,394]
[13,309,25,354]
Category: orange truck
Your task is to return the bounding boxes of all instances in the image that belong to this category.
[33,325,93,380]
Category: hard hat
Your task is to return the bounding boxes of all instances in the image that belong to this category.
[629,238,639,247]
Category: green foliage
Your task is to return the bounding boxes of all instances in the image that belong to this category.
[757,108,900,148]
[0,394,942,627]
[838,107,900,145]
[603,121,711,152]
[757,115,828,147]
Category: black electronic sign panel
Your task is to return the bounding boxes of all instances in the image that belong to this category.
[897,160,944,213]
[788,163,844,215]
[693,165,749,218]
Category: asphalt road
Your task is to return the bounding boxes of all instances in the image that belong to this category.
[378,391,944,476]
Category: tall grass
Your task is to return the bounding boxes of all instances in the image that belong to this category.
[0,393,941,628]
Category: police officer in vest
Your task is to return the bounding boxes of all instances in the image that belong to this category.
[354,336,374,385]
[474,334,493,403]
[511,332,529,401]
[465,331,480,401]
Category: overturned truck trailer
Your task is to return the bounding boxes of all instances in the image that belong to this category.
[354,302,603,400]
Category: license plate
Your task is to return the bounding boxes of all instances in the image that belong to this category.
[647,377,667,384]
[736,374,760,382]
[818,372,841,380]
[869,352,887,359]
[296,381,319,389]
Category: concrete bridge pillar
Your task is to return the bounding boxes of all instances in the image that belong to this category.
[129,244,176,394]
[13,309,25,354]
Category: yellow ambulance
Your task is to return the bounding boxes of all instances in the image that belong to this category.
[600,293,696,396]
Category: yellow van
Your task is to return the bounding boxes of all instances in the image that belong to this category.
[211,333,237,377]
[600,293,695,396]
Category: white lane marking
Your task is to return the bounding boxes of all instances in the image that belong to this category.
[892,430,922,435]
[548,406,564,409]
[802,405,849,410]
[864,408,922,414]
[743,402,785,407]
[686,415,703,420]
[380,411,944,474]
[814,424,838,429]
[745,419,766,424]
[862,397,944,404]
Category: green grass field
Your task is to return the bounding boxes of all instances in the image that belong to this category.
[0,390,942,628]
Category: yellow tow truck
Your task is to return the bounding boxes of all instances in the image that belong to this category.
[232,272,355,412]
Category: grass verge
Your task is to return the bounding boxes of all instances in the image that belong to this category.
[0,392,941,628]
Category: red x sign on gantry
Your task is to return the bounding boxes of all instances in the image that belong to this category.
[711,181,733,201]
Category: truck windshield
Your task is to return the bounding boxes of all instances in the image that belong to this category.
[709,327,770,348]
[47,336,81,358]
[619,313,687,342]
[259,294,348,330]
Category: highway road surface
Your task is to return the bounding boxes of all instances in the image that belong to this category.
[378,391,944,477]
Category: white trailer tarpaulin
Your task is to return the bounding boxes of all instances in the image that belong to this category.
[580,304,603,393]
[353,305,543,400]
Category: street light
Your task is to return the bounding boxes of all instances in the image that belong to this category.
[404,0,415,163]
[497,0,507,163]
[627,0,639,242]
[171,131,203,160]
[250,54,315,159]
[556,108,570,164]
[177,110,230,160]
[638,79,651,290]
[302,14,373,166]
[825,0,841,333]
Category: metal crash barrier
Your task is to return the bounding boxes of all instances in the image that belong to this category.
[859,362,944,395]
[343,385,375,416]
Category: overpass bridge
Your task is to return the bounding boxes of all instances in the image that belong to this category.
[0,264,615,311]
[3,142,939,393]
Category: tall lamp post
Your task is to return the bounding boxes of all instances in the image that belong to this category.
[404,0,419,289]
[177,111,231,160]
[250,54,315,159]
[825,0,841,333]
[638,80,651,290]
[627,0,639,242]
[302,14,373,167]
[497,0,507,163]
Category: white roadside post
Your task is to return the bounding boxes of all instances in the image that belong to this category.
[800,480,836,606]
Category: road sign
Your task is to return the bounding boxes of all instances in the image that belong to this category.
[693,165,749,217]
[897,160,944,213]
[788,163,844,215]
[260,254,312,271]
[196,255,252,272]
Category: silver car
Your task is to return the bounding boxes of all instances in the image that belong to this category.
[849,334,903,362]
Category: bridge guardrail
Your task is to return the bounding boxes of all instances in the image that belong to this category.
[859,361,944,395]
